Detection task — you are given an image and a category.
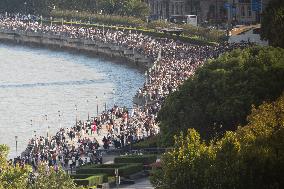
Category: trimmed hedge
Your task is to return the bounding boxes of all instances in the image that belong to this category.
[51,10,145,27]
[79,163,127,169]
[73,174,104,187]
[71,174,94,179]
[71,173,107,180]
[76,163,143,177]
[44,19,217,46]
[119,163,143,176]
[49,10,225,44]
[132,135,159,149]
[114,155,157,165]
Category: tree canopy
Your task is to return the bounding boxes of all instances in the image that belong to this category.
[151,93,284,189]
[261,0,284,48]
[0,145,80,189]
[0,145,31,189]
[0,0,149,18]
[158,46,284,145]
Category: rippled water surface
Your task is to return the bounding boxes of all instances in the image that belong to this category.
[0,43,144,158]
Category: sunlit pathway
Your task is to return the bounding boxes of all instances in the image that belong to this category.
[119,177,154,189]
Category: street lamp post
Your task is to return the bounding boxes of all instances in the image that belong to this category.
[24,2,27,15]
[145,71,148,85]
[96,96,99,116]
[30,119,33,138]
[58,110,62,129]
[113,89,115,106]
[104,92,107,111]
[45,115,49,138]
[15,136,18,157]
[75,105,78,126]
[87,100,90,120]
[50,17,53,27]
[149,68,152,84]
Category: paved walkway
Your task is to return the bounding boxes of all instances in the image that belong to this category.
[118,177,154,189]
[67,117,123,149]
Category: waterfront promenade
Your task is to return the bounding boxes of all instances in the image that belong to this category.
[0,15,252,169]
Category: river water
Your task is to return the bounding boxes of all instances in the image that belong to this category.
[0,43,144,158]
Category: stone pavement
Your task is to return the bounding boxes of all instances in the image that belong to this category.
[118,177,154,189]
[67,117,123,149]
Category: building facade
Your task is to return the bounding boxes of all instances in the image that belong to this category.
[227,0,270,24]
[148,0,271,25]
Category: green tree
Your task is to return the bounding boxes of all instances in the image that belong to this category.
[30,164,80,189]
[158,46,284,145]
[150,129,214,189]
[123,0,149,17]
[152,93,284,189]
[261,0,284,48]
[0,144,81,189]
[0,145,31,189]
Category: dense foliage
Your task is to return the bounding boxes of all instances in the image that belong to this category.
[0,0,149,18]
[50,9,145,27]
[0,145,79,189]
[114,155,157,165]
[132,135,159,149]
[261,0,284,48]
[96,0,149,17]
[0,145,31,189]
[48,11,224,43]
[158,46,284,145]
[151,93,284,189]
[76,163,143,177]
[30,164,79,189]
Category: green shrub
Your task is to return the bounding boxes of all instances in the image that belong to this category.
[79,163,127,169]
[107,176,116,183]
[119,163,143,176]
[45,18,217,45]
[77,163,143,177]
[49,9,225,43]
[73,174,105,186]
[71,174,107,180]
[88,186,97,189]
[147,21,225,42]
[51,10,145,27]
[76,168,114,176]
[74,179,89,187]
[132,135,159,148]
[73,174,103,187]
[158,46,284,144]
[71,174,94,179]
[114,155,157,165]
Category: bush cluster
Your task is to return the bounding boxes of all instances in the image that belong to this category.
[148,20,226,42]
[132,135,159,149]
[114,155,157,165]
[51,10,145,28]
[151,93,284,189]
[158,46,284,144]
[50,10,225,43]
[76,163,143,177]
[73,174,104,187]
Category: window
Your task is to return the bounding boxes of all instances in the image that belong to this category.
[241,6,245,17]
[247,5,251,17]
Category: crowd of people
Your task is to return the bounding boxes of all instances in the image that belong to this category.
[1,14,252,170]
[15,122,102,171]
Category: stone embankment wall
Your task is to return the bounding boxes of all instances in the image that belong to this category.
[0,29,153,70]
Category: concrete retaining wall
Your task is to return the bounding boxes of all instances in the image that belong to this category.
[0,29,153,70]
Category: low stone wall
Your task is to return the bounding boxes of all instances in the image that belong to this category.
[0,29,153,70]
